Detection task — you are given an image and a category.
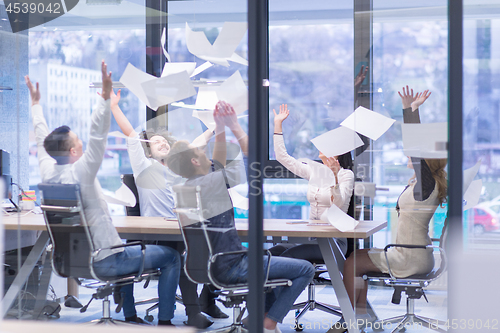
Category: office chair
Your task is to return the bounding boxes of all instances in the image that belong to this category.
[363,218,449,333]
[172,185,292,333]
[120,174,182,322]
[39,183,159,324]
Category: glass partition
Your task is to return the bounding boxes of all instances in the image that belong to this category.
[2,0,500,331]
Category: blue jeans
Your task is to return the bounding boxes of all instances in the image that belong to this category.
[93,245,180,321]
[219,255,314,323]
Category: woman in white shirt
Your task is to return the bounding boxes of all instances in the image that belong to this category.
[270,104,355,259]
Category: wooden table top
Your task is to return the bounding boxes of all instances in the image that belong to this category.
[2,213,386,239]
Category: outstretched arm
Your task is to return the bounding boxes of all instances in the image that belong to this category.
[398,85,434,201]
[218,101,248,156]
[25,75,54,178]
[74,60,113,183]
[272,104,311,180]
[109,89,136,137]
[212,101,228,167]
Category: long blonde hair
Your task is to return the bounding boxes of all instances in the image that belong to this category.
[424,158,448,206]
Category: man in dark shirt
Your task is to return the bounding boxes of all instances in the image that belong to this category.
[166,101,315,333]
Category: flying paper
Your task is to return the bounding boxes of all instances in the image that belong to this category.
[120,63,196,111]
[341,106,395,141]
[320,203,359,232]
[463,160,481,195]
[311,127,364,158]
[185,22,248,67]
[216,71,248,114]
[102,183,137,207]
[402,122,448,159]
[463,179,482,211]
[228,188,249,210]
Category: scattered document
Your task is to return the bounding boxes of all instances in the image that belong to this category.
[141,71,196,108]
[161,62,197,78]
[120,63,196,111]
[341,106,395,141]
[195,87,220,111]
[463,179,482,211]
[402,122,448,159]
[185,22,248,67]
[228,188,249,210]
[298,158,336,188]
[463,160,482,195]
[216,71,248,115]
[102,183,137,207]
[311,127,364,157]
[320,203,359,232]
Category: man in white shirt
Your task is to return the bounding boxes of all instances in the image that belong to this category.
[26,61,180,326]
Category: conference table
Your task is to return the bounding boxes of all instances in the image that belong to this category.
[2,212,386,333]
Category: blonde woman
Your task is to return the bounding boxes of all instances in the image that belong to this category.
[329,87,448,333]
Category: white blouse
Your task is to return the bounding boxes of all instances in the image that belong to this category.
[274,135,354,220]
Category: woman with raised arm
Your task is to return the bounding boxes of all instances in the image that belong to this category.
[328,87,448,333]
[109,89,231,328]
[270,104,355,260]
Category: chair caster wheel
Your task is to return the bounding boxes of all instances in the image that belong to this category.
[398,327,406,332]
[295,323,304,332]
[144,315,154,322]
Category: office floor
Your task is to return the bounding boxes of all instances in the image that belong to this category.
[30,278,448,333]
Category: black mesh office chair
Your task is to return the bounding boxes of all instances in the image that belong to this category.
[39,183,159,324]
[363,218,449,333]
[173,185,292,333]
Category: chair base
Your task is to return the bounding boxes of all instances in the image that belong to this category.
[372,297,447,333]
[290,281,342,331]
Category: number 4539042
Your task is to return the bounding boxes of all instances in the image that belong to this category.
[443,319,498,330]
[6,2,61,14]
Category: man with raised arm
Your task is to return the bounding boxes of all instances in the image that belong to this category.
[166,101,315,333]
[26,61,180,326]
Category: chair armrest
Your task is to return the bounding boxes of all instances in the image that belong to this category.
[210,249,274,286]
[383,244,447,280]
[91,241,147,281]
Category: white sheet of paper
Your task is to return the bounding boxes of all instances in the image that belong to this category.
[161,62,196,77]
[228,188,249,210]
[341,106,395,141]
[191,61,213,77]
[298,158,336,188]
[320,203,359,232]
[216,71,248,114]
[141,71,196,110]
[119,63,157,108]
[402,122,448,159]
[102,183,137,207]
[463,160,482,195]
[311,127,364,157]
[463,179,482,211]
[185,22,247,67]
[195,87,219,110]
[192,110,216,131]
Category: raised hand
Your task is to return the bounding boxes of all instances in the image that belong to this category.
[25,76,40,106]
[110,89,121,109]
[273,104,290,124]
[411,89,431,110]
[354,65,368,90]
[398,85,416,109]
[101,60,112,100]
[215,100,238,130]
[324,156,341,177]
